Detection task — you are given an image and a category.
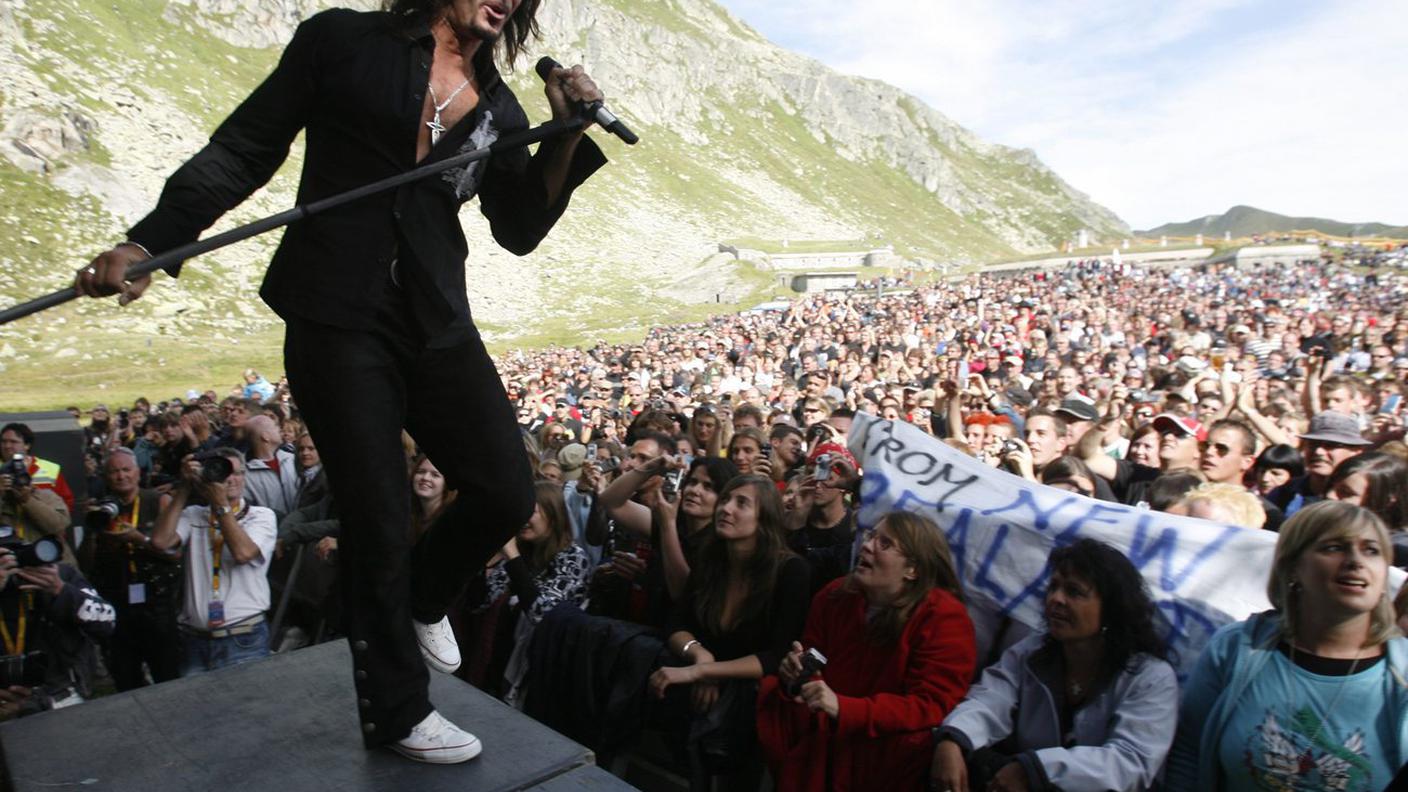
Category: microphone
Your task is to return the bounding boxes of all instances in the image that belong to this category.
[535,57,639,145]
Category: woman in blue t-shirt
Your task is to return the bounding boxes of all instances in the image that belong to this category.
[1169,500,1408,791]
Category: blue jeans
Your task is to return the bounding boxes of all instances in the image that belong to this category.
[180,621,270,676]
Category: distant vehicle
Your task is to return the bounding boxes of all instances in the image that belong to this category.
[744,300,792,314]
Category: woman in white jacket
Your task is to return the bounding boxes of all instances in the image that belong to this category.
[931,538,1177,792]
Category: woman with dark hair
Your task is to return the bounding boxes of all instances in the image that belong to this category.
[1326,451,1408,567]
[932,538,1177,792]
[466,481,589,705]
[409,453,457,541]
[1325,452,1408,530]
[647,475,810,777]
[1125,423,1161,468]
[1168,501,1408,790]
[654,456,738,600]
[1041,456,1100,498]
[1253,443,1305,496]
[758,512,976,791]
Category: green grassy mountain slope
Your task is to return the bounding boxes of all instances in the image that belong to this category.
[1138,205,1408,240]
[0,0,1127,408]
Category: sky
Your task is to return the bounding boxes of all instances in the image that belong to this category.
[714,0,1408,231]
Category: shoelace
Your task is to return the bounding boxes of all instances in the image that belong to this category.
[413,714,447,741]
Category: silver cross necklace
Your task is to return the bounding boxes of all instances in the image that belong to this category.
[426,78,470,145]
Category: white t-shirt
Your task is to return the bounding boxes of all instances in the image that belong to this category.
[174,503,277,630]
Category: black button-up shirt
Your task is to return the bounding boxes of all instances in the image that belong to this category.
[128,8,606,343]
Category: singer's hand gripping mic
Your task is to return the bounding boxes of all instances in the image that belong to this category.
[535,57,639,145]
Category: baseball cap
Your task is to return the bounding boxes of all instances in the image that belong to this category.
[806,441,858,472]
[1004,385,1035,408]
[1055,395,1099,422]
[1152,413,1207,442]
[557,443,588,480]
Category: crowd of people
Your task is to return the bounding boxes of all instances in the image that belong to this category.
[3,253,1408,789]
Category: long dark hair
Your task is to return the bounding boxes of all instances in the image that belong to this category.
[689,475,793,636]
[678,456,738,536]
[1043,539,1167,680]
[383,0,542,65]
[1326,451,1408,530]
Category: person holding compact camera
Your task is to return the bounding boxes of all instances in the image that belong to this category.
[79,448,183,691]
[0,533,116,720]
[151,448,277,674]
[758,512,975,792]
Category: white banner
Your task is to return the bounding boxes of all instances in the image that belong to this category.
[847,414,1281,678]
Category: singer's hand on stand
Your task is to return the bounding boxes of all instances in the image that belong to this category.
[75,244,152,306]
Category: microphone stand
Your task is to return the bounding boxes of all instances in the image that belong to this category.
[0,115,590,326]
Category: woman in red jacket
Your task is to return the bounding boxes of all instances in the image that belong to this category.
[757,511,977,791]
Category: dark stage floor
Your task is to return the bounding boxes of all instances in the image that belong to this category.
[0,640,634,791]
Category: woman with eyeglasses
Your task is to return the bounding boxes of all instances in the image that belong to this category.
[1167,501,1408,790]
[931,539,1177,792]
[758,512,975,792]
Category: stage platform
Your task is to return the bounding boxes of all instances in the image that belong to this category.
[0,640,636,791]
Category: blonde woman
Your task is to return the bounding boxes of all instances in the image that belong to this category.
[1168,500,1408,790]
[1180,482,1267,530]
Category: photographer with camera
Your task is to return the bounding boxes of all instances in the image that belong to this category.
[1,422,76,517]
[0,531,115,720]
[151,448,277,674]
[79,448,182,690]
[789,441,860,596]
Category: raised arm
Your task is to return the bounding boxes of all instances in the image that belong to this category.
[1076,418,1119,481]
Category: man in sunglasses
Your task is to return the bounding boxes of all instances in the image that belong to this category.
[1197,419,1285,531]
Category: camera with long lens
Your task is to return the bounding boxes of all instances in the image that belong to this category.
[84,497,122,532]
[191,450,234,484]
[1,455,31,490]
[0,535,64,569]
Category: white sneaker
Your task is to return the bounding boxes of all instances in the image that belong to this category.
[414,616,461,674]
[389,710,482,764]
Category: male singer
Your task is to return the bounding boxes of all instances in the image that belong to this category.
[77,0,607,763]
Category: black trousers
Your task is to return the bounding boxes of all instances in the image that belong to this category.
[103,599,181,691]
[284,285,533,748]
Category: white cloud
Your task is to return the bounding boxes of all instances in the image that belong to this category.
[716,0,1408,229]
